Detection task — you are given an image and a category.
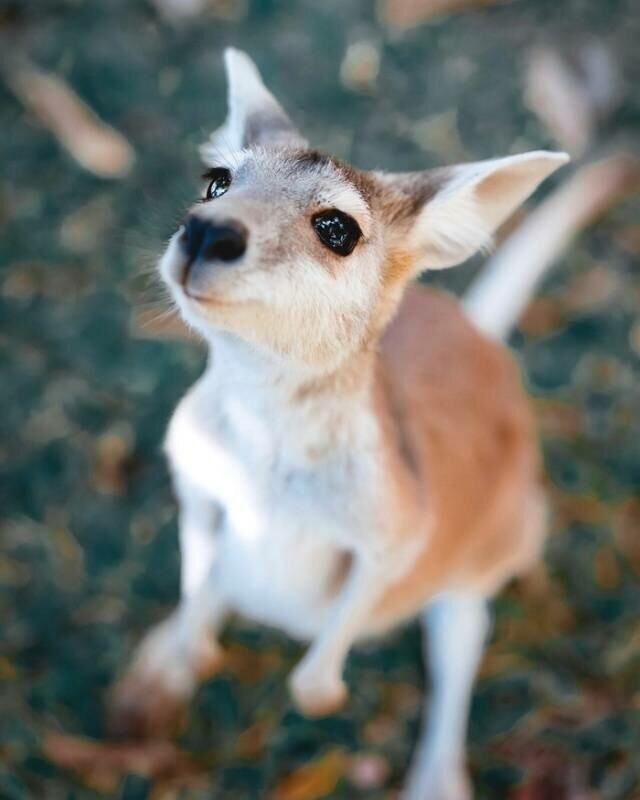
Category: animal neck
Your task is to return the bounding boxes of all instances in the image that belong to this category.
[205,331,380,460]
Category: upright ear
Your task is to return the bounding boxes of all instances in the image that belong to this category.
[376,151,570,269]
[201,48,307,162]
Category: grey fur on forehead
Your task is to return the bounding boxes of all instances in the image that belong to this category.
[241,110,304,149]
[239,147,370,195]
[283,149,376,199]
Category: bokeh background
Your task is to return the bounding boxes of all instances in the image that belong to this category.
[1,0,640,798]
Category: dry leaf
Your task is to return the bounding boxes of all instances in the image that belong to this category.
[340,41,380,92]
[235,720,271,760]
[224,641,283,683]
[42,732,205,795]
[561,264,622,313]
[380,680,422,714]
[525,48,594,156]
[409,109,467,162]
[549,489,611,528]
[614,498,640,575]
[92,423,135,494]
[0,655,18,680]
[519,297,564,336]
[6,63,135,178]
[525,43,620,156]
[593,547,621,590]
[363,713,398,746]
[151,0,248,23]
[271,749,347,800]
[533,398,584,439]
[59,195,115,254]
[378,0,500,29]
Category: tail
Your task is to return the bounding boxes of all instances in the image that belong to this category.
[463,155,639,340]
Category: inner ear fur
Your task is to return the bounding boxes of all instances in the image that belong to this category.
[373,151,569,270]
[201,48,307,163]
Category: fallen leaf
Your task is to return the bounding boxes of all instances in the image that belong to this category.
[0,655,18,680]
[6,62,135,178]
[340,41,380,92]
[224,641,283,683]
[380,681,422,714]
[525,48,594,156]
[271,749,347,800]
[235,720,271,760]
[548,489,611,529]
[363,713,398,746]
[378,0,500,28]
[151,0,248,23]
[92,423,135,494]
[525,43,620,155]
[518,297,564,336]
[561,264,623,313]
[409,109,467,162]
[42,732,206,795]
[614,498,640,575]
[533,398,584,439]
[593,546,621,590]
[59,195,115,254]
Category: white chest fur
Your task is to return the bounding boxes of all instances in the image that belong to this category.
[164,338,386,639]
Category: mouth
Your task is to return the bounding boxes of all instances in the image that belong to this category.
[174,270,236,308]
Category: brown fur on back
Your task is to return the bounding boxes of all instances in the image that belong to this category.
[372,285,544,630]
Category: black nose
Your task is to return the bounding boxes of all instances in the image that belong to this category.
[180,217,247,265]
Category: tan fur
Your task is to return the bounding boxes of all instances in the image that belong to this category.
[276,281,544,633]
[370,286,544,631]
[381,247,418,289]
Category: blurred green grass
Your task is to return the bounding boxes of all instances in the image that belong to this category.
[1,0,640,797]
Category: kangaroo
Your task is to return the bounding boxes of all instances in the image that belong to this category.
[109,49,569,799]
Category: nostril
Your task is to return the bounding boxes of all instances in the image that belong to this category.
[203,227,246,262]
[180,217,247,265]
[180,216,208,262]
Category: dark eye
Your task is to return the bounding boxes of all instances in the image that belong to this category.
[312,209,362,256]
[203,167,231,201]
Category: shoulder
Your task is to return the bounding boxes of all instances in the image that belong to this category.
[378,284,532,448]
[381,284,518,386]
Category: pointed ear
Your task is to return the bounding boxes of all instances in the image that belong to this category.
[376,151,570,269]
[201,48,307,162]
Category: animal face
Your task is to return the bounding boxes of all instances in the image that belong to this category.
[161,145,390,369]
[159,49,567,370]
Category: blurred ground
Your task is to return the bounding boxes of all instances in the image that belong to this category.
[1,0,640,798]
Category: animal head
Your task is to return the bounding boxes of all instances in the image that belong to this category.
[159,48,568,371]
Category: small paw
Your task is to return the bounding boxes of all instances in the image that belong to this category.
[289,665,348,717]
[107,670,188,739]
[107,616,224,739]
